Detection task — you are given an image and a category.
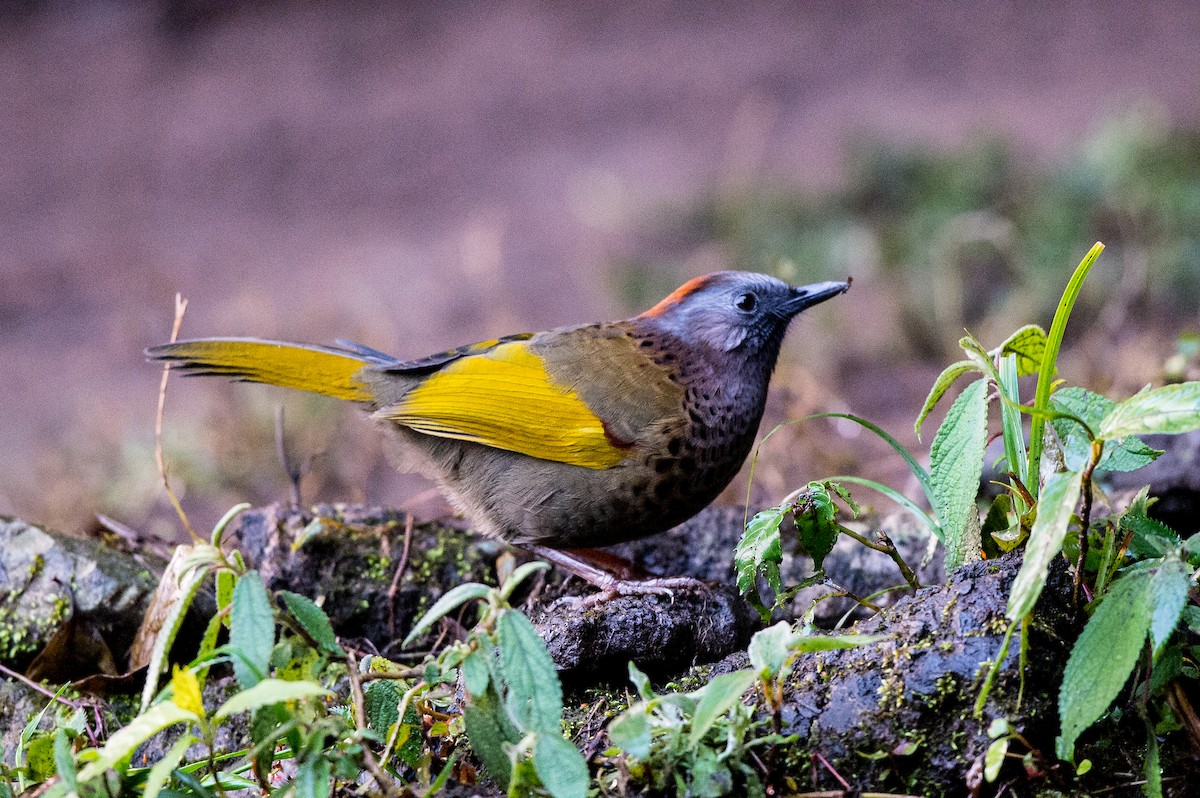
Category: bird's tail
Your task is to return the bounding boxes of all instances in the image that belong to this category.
[147,338,376,402]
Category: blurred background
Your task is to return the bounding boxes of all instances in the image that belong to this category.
[2,0,1199,543]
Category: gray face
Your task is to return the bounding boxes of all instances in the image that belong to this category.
[642,271,849,355]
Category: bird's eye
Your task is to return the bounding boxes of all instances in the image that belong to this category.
[734,292,758,313]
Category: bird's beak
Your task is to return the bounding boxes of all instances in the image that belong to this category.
[785,279,851,315]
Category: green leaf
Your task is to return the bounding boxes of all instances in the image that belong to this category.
[293,755,332,798]
[994,324,1048,376]
[229,571,275,688]
[364,679,400,733]
[959,333,995,376]
[1099,382,1200,439]
[915,360,978,438]
[531,733,588,798]
[1027,242,1104,498]
[53,728,77,792]
[279,591,345,656]
[627,662,654,702]
[1149,557,1191,657]
[688,670,757,747]
[142,733,197,798]
[1057,567,1154,760]
[734,506,785,621]
[464,704,512,789]
[748,621,795,681]
[403,582,492,647]
[462,647,492,698]
[1007,469,1084,621]
[785,633,884,655]
[607,705,650,759]
[984,737,1009,782]
[500,561,550,601]
[496,610,562,734]
[213,678,331,722]
[997,354,1028,490]
[930,377,989,571]
[77,702,199,782]
[792,483,841,569]
[1121,488,1181,558]
[1051,387,1162,472]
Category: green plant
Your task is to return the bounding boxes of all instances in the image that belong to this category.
[735,242,1200,792]
[401,562,589,798]
[604,622,879,796]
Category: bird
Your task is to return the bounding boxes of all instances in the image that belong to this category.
[148,271,848,597]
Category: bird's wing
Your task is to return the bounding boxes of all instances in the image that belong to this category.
[376,336,631,469]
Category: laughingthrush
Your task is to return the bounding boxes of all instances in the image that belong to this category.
[149,271,848,594]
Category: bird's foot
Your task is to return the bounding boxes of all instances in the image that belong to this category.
[526,545,710,606]
[570,575,710,608]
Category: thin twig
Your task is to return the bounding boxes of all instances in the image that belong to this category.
[274,406,303,506]
[812,750,852,791]
[836,524,920,590]
[387,514,415,637]
[155,293,197,540]
[814,580,883,614]
[344,651,403,798]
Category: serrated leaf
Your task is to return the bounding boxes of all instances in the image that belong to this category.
[531,733,588,798]
[293,754,331,798]
[403,582,492,647]
[213,678,330,722]
[1051,387,1162,472]
[1149,557,1191,657]
[280,591,344,656]
[464,704,513,789]
[77,702,198,782]
[1099,382,1200,439]
[916,360,978,437]
[364,680,422,767]
[793,483,841,570]
[930,378,989,571]
[142,732,196,798]
[1007,469,1084,621]
[496,610,562,734]
[229,571,274,689]
[688,670,757,747]
[735,506,785,621]
[1057,568,1154,760]
[364,679,401,734]
[1121,487,1181,558]
[995,324,1048,376]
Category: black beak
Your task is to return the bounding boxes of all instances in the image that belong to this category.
[785,279,851,315]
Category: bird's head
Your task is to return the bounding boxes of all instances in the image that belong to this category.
[637,271,849,358]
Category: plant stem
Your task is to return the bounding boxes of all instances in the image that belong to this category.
[1073,440,1103,606]
[837,525,921,589]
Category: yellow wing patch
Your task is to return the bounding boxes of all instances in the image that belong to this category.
[382,341,627,469]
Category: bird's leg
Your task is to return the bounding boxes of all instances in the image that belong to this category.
[526,545,708,604]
